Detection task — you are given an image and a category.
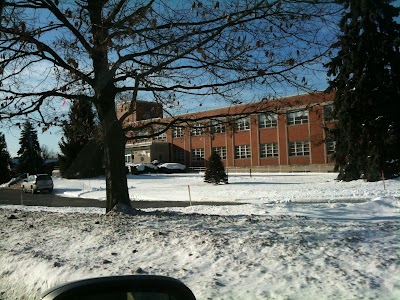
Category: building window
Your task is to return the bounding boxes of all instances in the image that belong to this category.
[235,145,251,159]
[192,148,205,161]
[172,127,184,138]
[125,154,133,164]
[326,140,336,155]
[173,148,185,162]
[153,131,167,140]
[131,129,152,144]
[190,123,205,136]
[323,104,334,122]
[212,147,227,159]
[234,117,250,131]
[260,143,279,158]
[289,141,310,156]
[258,113,277,128]
[287,110,309,125]
[210,120,226,134]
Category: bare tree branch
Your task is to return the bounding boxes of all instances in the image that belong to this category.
[0,0,339,211]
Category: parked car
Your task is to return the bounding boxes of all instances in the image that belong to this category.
[5,173,27,187]
[126,162,187,175]
[158,163,187,174]
[21,174,54,194]
[127,163,159,175]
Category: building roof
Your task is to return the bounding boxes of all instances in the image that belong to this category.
[120,91,334,127]
[160,91,334,122]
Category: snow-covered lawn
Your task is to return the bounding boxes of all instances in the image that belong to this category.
[1,172,399,300]
[54,172,396,204]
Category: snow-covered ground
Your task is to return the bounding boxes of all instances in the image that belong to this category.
[1,172,399,299]
[54,172,397,204]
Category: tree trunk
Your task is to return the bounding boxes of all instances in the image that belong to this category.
[95,94,131,213]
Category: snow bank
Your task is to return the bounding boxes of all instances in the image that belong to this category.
[1,173,399,299]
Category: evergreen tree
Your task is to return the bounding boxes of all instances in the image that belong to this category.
[0,132,11,184]
[17,121,44,174]
[204,151,228,184]
[326,0,400,181]
[59,100,103,178]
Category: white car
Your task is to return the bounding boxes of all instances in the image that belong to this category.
[21,174,54,194]
[127,163,159,174]
[158,163,187,173]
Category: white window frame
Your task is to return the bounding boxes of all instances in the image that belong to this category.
[234,117,250,131]
[153,131,167,140]
[190,123,205,136]
[287,110,309,125]
[258,113,277,128]
[192,148,205,161]
[323,104,334,122]
[212,147,227,160]
[134,130,152,143]
[235,145,251,159]
[289,141,310,156]
[326,140,336,155]
[210,120,226,134]
[260,143,279,158]
[125,154,133,164]
[172,127,184,138]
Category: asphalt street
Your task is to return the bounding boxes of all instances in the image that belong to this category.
[0,187,239,209]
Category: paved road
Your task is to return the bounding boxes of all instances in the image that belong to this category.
[0,187,239,209]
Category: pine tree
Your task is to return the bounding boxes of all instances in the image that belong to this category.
[0,132,11,184]
[204,151,228,184]
[58,100,103,178]
[326,0,400,181]
[17,121,44,175]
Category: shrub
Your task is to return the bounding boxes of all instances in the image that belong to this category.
[204,151,228,184]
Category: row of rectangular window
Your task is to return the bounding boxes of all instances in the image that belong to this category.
[171,114,284,138]
[170,107,334,139]
[138,105,335,141]
[174,141,335,162]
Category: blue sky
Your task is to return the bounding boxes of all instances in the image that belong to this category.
[2,0,400,158]
[3,126,62,158]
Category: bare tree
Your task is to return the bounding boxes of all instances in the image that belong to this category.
[41,144,58,161]
[0,0,336,212]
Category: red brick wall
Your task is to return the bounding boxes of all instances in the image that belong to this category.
[117,101,163,124]
[122,92,335,168]
[278,113,288,165]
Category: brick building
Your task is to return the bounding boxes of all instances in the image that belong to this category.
[120,92,335,172]
[117,99,163,123]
